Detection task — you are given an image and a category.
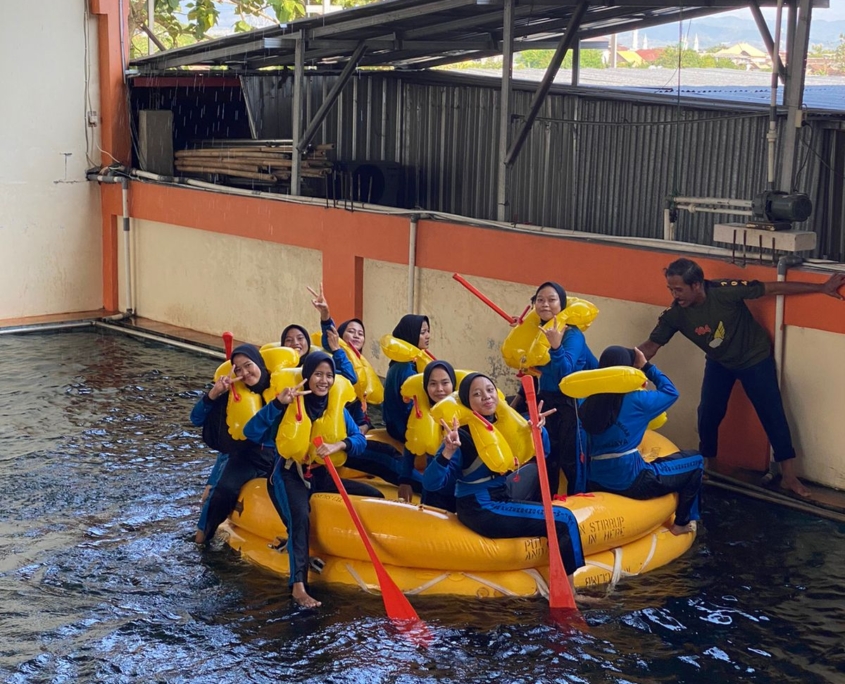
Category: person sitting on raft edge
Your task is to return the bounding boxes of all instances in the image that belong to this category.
[580,345,702,536]
[243,351,384,609]
[424,373,590,600]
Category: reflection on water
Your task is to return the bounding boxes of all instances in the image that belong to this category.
[0,330,843,683]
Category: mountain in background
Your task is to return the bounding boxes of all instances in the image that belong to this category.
[622,16,845,50]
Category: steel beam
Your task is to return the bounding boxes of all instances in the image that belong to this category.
[297,41,367,153]
[497,0,515,221]
[291,37,305,195]
[310,0,478,38]
[780,0,812,192]
[749,0,787,84]
[504,1,587,167]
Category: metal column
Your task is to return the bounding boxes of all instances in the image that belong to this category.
[505,1,587,167]
[291,37,306,195]
[496,0,515,222]
[780,0,812,192]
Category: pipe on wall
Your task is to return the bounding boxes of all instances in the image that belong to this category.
[408,215,418,313]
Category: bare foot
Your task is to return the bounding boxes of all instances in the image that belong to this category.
[199,485,212,504]
[779,460,811,498]
[194,530,206,544]
[292,582,321,609]
[670,521,697,536]
[574,592,604,606]
[781,475,811,498]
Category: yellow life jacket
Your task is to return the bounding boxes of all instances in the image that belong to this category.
[430,392,536,474]
[559,366,668,431]
[212,346,300,440]
[309,332,385,406]
[500,297,599,372]
[379,334,435,373]
[400,369,472,458]
[272,369,357,467]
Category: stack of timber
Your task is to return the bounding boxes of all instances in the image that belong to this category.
[174,141,334,183]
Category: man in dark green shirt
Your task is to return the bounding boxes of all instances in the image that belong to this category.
[638,258,844,498]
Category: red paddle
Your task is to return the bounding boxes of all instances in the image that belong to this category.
[520,376,579,614]
[452,273,517,324]
[315,437,429,639]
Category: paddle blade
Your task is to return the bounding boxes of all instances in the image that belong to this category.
[520,376,579,613]
[319,448,429,636]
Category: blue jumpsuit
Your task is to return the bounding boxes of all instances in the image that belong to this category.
[244,398,382,586]
[423,426,585,576]
[586,364,703,527]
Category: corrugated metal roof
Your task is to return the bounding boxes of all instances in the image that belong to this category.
[129,0,796,71]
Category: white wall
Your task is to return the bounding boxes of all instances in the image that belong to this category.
[0,1,103,319]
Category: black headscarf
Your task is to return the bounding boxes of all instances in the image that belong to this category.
[337,318,365,339]
[280,324,312,366]
[230,343,271,396]
[301,351,335,420]
[389,314,429,368]
[392,314,429,346]
[532,281,567,323]
[422,360,457,404]
[579,346,636,435]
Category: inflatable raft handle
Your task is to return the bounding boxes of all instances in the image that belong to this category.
[521,375,579,615]
[318,440,429,639]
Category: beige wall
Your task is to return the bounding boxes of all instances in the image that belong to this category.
[782,327,845,489]
[127,220,322,344]
[0,2,103,319]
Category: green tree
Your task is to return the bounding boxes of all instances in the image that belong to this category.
[835,33,845,70]
[515,49,604,70]
[129,0,306,56]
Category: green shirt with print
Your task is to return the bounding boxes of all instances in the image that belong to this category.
[648,279,772,370]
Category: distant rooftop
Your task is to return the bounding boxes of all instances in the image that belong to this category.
[458,67,845,112]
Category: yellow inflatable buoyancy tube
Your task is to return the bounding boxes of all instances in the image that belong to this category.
[501,297,599,372]
[223,521,694,597]
[310,332,385,406]
[430,393,535,474]
[271,369,357,467]
[212,346,300,440]
[226,471,678,571]
[379,334,435,373]
[559,367,668,432]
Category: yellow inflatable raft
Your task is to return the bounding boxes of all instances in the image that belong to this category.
[219,430,695,597]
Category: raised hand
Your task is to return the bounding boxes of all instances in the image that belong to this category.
[208,373,232,400]
[540,318,565,350]
[528,399,556,431]
[276,378,311,405]
[307,282,331,321]
[325,325,340,352]
[440,417,461,458]
[633,347,647,369]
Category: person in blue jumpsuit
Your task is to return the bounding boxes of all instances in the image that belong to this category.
[243,351,383,609]
[511,282,597,495]
[580,346,703,536]
[190,344,273,545]
[307,283,371,432]
[424,373,586,592]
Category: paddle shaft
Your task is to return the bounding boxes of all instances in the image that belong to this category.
[520,376,578,612]
[316,440,422,623]
[452,273,516,324]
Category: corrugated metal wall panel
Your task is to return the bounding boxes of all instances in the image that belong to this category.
[242,73,844,262]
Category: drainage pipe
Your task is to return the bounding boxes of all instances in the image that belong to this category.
[120,177,134,315]
[767,0,785,190]
[0,321,95,335]
[94,322,226,359]
[408,215,418,313]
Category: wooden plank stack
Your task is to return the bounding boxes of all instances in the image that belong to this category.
[174,141,334,183]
